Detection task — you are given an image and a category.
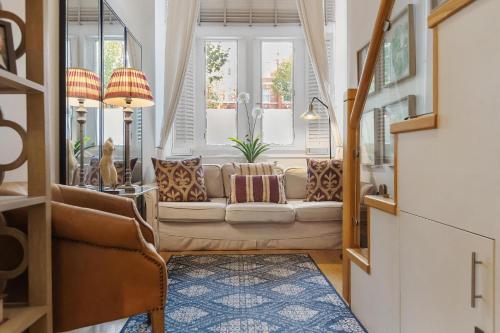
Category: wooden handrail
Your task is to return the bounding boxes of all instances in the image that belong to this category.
[349,0,396,130]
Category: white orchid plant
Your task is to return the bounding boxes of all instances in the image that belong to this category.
[228,92,270,163]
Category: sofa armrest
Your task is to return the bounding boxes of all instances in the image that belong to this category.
[143,184,158,225]
[51,184,156,246]
[52,202,146,251]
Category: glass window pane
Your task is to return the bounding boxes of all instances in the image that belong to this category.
[205,40,238,145]
[261,41,294,145]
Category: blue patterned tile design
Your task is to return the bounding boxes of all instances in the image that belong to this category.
[121,254,366,333]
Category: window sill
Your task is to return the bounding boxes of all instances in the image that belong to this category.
[364,195,397,215]
[346,248,370,274]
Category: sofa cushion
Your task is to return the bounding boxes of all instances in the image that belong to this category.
[203,164,224,198]
[221,163,236,198]
[284,167,307,199]
[222,163,284,197]
[152,156,208,202]
[158,198,226,222]
[230,175,287,204]
[305,158,343,202]
[233,162,274,175]
[289,200,343,222]
[225,203,295,224]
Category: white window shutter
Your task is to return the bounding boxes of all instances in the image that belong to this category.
[306,39,333,154]
[172,51,195,155]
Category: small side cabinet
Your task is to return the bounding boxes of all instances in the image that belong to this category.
[400,212,494,333]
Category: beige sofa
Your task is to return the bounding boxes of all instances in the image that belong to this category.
[146,163,363,251]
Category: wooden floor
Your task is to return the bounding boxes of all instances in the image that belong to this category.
[67,249,342,333]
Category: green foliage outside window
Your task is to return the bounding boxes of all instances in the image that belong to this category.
[271,60,292,102]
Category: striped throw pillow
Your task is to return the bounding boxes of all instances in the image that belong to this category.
[233,162,275,176]
[230,174,287,204]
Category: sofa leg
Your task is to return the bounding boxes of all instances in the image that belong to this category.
[149,307,164,333]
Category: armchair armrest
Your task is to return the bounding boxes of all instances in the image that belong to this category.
[52,202,146,250]
[51,184,156,246]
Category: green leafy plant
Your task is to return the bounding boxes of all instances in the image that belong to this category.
[228,136,269,163]
[271,59,292,102]
[228,92,270,163]
[74,136,96,158]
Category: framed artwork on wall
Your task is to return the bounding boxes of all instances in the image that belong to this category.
[381,95,416,163]
[383,4,416,87]
[428,0,475,27]
[357,42,378,96]
[431,0,448,9]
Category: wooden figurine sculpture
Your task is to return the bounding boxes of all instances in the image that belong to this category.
[99,138,118,189]
[67,139,78,185]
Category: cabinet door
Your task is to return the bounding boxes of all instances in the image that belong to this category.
[400,212,494,333]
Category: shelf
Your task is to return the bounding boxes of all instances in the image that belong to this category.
[390,113,437,134]
[0,69,45,94]
[364,195,397,215]
[346,248,370,274]
[0,306,47,333]
[0,196,47,212]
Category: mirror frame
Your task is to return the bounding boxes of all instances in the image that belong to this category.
[59,0,143,187]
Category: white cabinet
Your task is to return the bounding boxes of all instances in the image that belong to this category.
[400,212,494,333]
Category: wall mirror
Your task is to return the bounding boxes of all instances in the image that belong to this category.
[60,0,143,189]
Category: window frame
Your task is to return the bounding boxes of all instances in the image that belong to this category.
[172,25,329,158]
[259,39,296,146]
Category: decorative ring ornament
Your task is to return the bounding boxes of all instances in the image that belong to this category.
[0,10,26,59]
[0,215,29,292]
[0,108,27,186]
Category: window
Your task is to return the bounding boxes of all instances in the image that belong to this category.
[261,41,294,145]
[205,40,238,145]
[169,26,335,157]
[305,39,333,154]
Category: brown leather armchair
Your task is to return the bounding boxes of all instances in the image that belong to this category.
[51,184,166,333]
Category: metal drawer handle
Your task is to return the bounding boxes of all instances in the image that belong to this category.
[471,252,483,308]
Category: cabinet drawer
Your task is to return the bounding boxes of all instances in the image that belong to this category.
[400,212,494,333]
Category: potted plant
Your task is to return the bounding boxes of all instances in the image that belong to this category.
[229,92,270,163]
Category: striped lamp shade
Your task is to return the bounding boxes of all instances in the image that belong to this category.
[66,68,101,107]
[103,68,154,108]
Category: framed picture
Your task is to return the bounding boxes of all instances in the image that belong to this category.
[0,20,16,74]
[357,42,378,96]
[382,5,415,87]
[381,95,416,163]
[431,0,448,9]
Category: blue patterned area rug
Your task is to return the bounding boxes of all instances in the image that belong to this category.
[121,254,366,333]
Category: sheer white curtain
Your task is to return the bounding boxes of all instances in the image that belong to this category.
[157,0,199,155]
[296,0,343,158]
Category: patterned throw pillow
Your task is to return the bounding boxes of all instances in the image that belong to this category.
[233,162,275,175]
[152,157,208,202]
[305,158,343,202]
[230,174,287,204]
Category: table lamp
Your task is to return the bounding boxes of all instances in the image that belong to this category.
[300,97,332,159]
[66,68,101,187]
[103,68,154,192]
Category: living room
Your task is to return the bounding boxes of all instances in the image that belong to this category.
[0,0,499,332]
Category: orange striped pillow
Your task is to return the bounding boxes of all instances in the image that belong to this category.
[230,175,287,204]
